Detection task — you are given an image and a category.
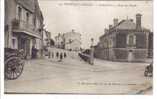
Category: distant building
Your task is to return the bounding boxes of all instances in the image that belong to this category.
[43,29,51,47]
[54,30,81,51]
[55,33,64,49]
[63,30,81,51]
[5,0,44,59]
[94,13,152,62]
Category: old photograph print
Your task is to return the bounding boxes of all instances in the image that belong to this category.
[4,0,153,94]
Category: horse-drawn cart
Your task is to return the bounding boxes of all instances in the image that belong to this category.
[5,48,25,80]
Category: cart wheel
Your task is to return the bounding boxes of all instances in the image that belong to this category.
[5,57,24,80]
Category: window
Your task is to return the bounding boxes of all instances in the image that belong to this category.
[26,12,29,23]
[127,34,136,47]
[18,6,22,20]
[108,39,112,48]
[12,38,17,49]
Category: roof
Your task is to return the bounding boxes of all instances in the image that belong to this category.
[16,0,35,12]
[34,0,44,21]
[110,19,150,32]
[64,31,81,37]
[115,19,136,30]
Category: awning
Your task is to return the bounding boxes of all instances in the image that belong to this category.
[13,29,41,39]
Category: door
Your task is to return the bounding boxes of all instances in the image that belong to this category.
[18,37,30,59]
[128,50,133,62]
[25,39,30,58]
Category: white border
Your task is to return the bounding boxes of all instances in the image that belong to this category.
[0,0,5,98]
[0,0,156,99]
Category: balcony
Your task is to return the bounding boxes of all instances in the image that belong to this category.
[12,19,41,38]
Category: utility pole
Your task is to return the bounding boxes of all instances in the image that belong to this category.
[90,38,94,65]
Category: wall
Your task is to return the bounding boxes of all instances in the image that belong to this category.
[136,33,147,48]
[116,33,127,48]
[5,0,17,48]
[94,30,149,62]
[64,32,81,51]
[113,48,147,62]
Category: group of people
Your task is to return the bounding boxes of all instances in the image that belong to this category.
[48,51,67,62]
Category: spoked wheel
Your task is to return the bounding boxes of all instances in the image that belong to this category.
[5,57,24,80]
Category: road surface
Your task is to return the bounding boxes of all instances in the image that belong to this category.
[5,57,152,95]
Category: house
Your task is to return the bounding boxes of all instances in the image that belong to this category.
[63,30,81,51]
[148,32,153,58]
[94,14,152,62]
[55,33,64,49]
[5,0,44,59]
[43,29,51,47]
[54,30,81,51]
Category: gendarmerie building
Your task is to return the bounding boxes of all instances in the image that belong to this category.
[94,13,153,62]
[5,0,44,59]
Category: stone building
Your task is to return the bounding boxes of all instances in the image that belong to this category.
[54,30,81,51]
[55,33,65,49]
[94,13,152,62]
[63,30,81,51]
[43,29,51,47]
[148,32,153,58]
[5,0,44,59]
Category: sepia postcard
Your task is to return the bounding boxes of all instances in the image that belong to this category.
[4,0,153,95]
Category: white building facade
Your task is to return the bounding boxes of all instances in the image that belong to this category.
[63,30,81,51]
[5,0,44,59]
[55,33,64,49]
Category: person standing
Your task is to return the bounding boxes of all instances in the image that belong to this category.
[64,52,67,58]
[47,45,51,58]
[56,52,59,59]
[32,45,38,59]
[58,53,63,62]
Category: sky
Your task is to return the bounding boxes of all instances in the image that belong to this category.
[38,0,153,49]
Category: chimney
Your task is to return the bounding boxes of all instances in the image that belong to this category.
[136,13,142,30]
[113,18,118,26]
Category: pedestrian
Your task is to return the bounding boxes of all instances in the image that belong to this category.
[47,46,51,58]
[32,45,38,59]
[56,52,59,59]
[64,52,67,58]
[58,53,63,62]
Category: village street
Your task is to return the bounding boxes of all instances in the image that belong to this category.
[4,54,153,95]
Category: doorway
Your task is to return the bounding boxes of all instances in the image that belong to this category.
[128,50,133,62]
[18,36,31,59]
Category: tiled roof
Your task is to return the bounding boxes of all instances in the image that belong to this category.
[114,19,136,30]
[16,0,35,12]
[112,19,150,32]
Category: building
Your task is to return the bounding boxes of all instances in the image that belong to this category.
[63,30,81,51]
[43,29,51,47]
[94,14,152,62]
[54,30,81,51]
[54,33,64,49]
[5,0,44,59]
[148,32,153,58]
